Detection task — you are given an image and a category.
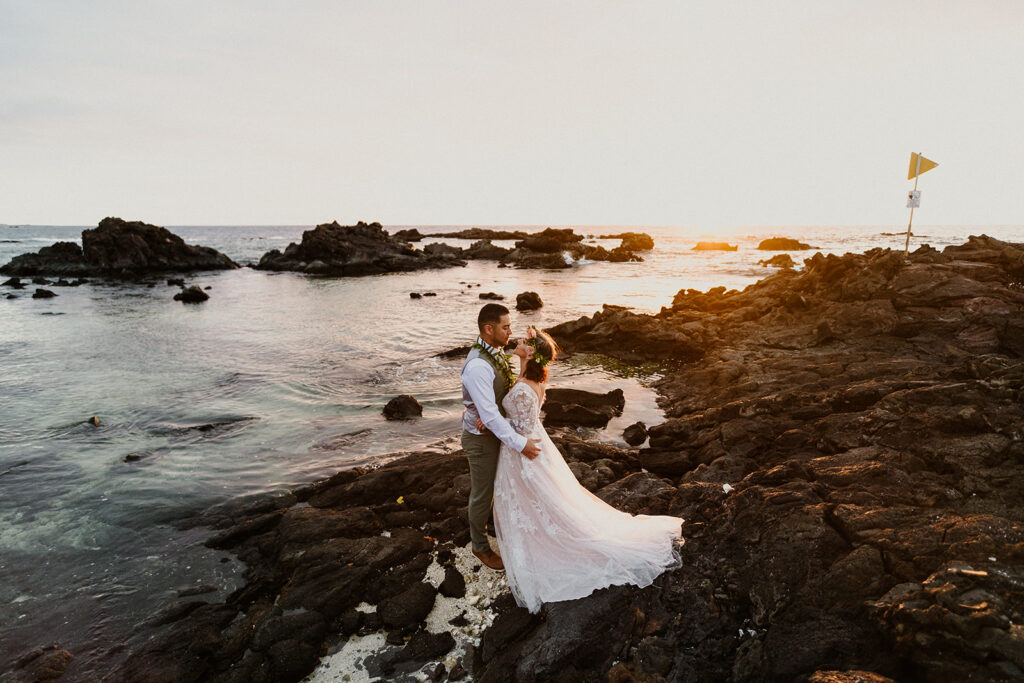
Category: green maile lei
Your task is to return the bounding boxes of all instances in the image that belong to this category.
[472,337,516,391]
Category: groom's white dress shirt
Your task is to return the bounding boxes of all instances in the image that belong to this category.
[461,350,528,452]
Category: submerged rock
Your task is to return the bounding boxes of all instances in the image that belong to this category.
[32,288,56,299]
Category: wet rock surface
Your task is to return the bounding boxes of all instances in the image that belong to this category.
[92,236,1024,682]
[500,227,643,268]
[255,221,466,276]
[0,217,238,277]
[382,394,423,420]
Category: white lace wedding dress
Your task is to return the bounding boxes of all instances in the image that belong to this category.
[493,382,683,614]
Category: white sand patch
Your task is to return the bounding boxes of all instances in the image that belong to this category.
[302,632,386,683]
[303,543,512,682]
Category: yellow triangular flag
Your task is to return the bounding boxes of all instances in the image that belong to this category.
[908,153,939,180]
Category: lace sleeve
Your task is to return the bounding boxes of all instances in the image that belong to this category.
[505,385,539,436]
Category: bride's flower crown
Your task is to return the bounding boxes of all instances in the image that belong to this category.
[525,326,551,367]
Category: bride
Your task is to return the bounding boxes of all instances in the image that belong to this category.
[492,327,683,614]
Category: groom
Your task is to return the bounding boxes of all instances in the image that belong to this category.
[462,303,541,570]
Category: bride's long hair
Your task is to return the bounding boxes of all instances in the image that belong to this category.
[524,330,559,383]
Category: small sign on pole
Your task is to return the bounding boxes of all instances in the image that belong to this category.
[903,152,939,261]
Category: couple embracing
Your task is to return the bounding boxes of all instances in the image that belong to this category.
[460,303,683,614]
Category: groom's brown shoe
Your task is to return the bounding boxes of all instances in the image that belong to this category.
[472,548,505,571]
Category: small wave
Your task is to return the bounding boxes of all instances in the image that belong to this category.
[311,428,373,451]
[150,416,259,437]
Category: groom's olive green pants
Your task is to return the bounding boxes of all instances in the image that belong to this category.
[462,429,501,553]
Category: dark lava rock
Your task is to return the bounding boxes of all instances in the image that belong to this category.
[255,221,465,276]
[435,345,471,359]
[622,421,648,446]
[692,241,737,251]
[5,293,15,299]
[393,228,424,242]
[498,227,641,269]
[423,292,436,297]
[515,291,543,311]
[514,228,584,253]
[0,218,238,277]
[105,236,1024,683]
[10,644,74,683]
[32,288,56,299]
[438,565,466,598]
[464,239,511,260]
[605,232,655,251]
[383,394,423,420]
[3,277,26,288]
[759,253,796,268]
[479,292,504,301]
[167,277,186,286]
[173,286,209,303]
[543,388,625,428]
[379,582,437,628]
[388,631,456,667]
[758,237,816,250]
[410,292,423,299]
[424,228,528,240]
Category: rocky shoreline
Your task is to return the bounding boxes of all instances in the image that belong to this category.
[8,235,1024,682]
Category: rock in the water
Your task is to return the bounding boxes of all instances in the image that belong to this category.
[255,221,465,276]
[173,286,209,303]
[479,292,504,301]
[383,394,423,420]
[543,388,625,428]
[167,278,186,287]
[0,218,238,277]
[498,227,641,269]
[623,421,648,446]
[759,253,796,268]
[2,277,25,289]
[32,288,56,298]
[515,291,543,311]
[424,228,528,240]
[410,292,423,299]
[393,228,424,242]
[758,237,816,250]
[464,239,511,260]
[610,232,655,251]
[692,241,738,251]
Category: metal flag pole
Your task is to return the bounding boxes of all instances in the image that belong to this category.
[903,153,922,262]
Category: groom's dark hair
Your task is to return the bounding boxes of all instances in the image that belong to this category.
[478,303,510,331]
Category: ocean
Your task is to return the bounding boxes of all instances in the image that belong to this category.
[1,222,1022,679]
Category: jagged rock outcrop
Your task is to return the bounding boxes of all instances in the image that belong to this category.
[96,236,1024,683]
[759,253,796,268]
[0,218,238,277]
[500,228,643,268]
[255,221,466,276]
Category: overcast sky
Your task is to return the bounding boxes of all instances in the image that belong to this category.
[2,1,1022,230]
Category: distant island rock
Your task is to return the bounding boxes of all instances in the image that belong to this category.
[254,221,466,276]
[692,241,738,251]
[0,217,238,278]
[757,237,816,250]
[422,228,529,240]
[392,228,425,242]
